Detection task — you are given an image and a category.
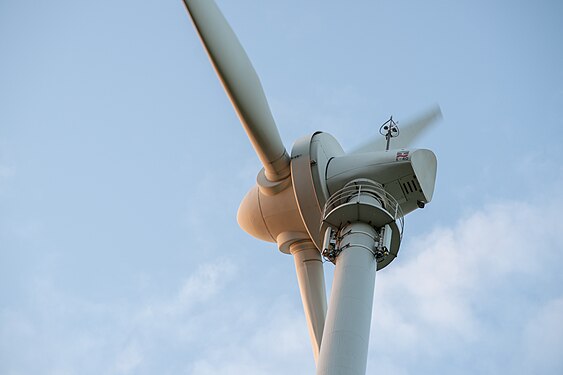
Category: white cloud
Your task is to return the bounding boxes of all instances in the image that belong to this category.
[114,341,142,374]
[521,297,563,374]
[368,193,563,374]
[148,261,236,317]
[3,179,563,375]
[0,258,316,375]
[189,299,313,375]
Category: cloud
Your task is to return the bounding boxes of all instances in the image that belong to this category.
[521,297,563,374]
[0,259,315,375]
[3,173,563,375]
[368,193,563,374]
[116,260,315,375]
[188,300,313,375]
[4,194,563,375]
[142,261,236,317]
[113,341,142,374]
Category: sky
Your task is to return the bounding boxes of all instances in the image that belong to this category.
[1,0,562,374]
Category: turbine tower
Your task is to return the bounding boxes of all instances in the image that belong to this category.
[181,1,441,373]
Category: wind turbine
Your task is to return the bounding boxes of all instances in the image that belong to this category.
[181,1,441,373]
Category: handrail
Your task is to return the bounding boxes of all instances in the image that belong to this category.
[322,181,404,239]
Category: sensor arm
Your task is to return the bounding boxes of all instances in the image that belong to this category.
[182,0,290,181]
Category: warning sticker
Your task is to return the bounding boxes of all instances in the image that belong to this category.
[396,151,409,161]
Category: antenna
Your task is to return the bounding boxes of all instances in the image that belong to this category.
[379,116,400,151]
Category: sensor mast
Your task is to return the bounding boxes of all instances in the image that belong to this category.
[379,116,400,150]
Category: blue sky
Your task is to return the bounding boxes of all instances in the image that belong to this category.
[1,0,562,374]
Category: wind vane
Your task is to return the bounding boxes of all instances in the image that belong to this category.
[379,116,400,150]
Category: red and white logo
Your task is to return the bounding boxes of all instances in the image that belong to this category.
[396,151,409,161]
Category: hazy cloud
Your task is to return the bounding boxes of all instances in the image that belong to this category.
[2,186,563,375]
[369,194,563,374]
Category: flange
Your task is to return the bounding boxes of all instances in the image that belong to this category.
[290,132,345,250]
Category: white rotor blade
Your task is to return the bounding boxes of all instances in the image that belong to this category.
[352,105,443,153]
[183,0,290,181]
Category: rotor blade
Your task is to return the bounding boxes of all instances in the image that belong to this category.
[352,105,443,153]
[183,0,290,181]
[290,241,327,364]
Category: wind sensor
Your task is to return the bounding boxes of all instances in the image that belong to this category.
[380,116,400,150]
[181,1,442,373]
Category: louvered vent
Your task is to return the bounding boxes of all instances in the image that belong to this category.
[402,179,420,195]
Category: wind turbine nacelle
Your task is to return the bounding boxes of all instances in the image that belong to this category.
[290,132,437,251]
[326,149,437,216]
